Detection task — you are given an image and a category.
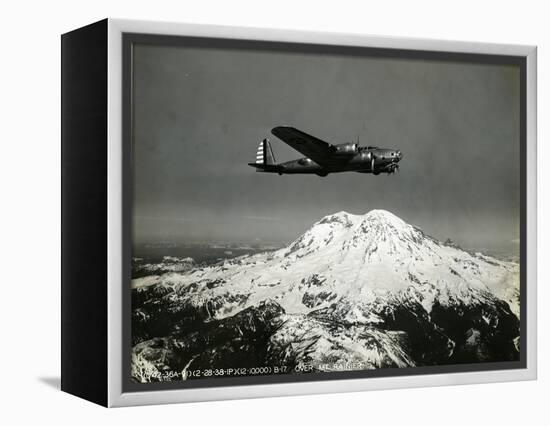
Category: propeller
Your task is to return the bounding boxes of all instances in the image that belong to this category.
[387,163,399,174]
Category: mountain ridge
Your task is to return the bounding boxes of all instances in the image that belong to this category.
[131,209,520,382]
[133,209,519,317]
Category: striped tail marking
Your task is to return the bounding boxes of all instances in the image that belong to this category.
[256,140,265,164]
[256,138,276,165]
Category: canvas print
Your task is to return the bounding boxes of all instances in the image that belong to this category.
[129,41,521,385]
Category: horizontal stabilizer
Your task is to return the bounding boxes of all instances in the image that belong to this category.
[247,162,282,173]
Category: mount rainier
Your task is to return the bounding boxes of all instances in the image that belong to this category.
[131,210,520,382]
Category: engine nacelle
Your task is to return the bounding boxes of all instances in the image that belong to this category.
[333,143,358,155]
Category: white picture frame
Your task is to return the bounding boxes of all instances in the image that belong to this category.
[61,18,537,407]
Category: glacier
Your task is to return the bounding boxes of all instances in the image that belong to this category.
[131,210,520,383]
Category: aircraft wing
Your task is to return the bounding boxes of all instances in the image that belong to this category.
[271,126,335,167]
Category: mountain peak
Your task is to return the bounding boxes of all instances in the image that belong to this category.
[318,209,405,223]
[363,209,404,223]
[360,209,409,232]
[308,209,412,243]
[317,211,356,227]
[320,210,353,219]
[286,208,417,262]
[317,209,405,225]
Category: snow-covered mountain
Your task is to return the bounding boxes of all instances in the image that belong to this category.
[131,210,520,383]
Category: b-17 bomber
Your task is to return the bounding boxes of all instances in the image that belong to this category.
[248,126,403,177]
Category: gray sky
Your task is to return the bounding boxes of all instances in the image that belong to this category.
[132,42,520,250]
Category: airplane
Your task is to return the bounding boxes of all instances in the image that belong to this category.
[248,126,403,177]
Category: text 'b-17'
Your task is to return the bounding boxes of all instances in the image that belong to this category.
[248,126,403,177]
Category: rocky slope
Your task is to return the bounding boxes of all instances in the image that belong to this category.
[131,210,520,382]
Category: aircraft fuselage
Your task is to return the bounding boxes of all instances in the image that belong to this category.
[248,127,403,177]
[277,146,402,176]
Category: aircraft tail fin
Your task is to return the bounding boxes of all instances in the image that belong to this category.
[255,138,276,165]
[249,138,280,172]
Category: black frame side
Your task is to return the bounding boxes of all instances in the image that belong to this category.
[61,19,108,406]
